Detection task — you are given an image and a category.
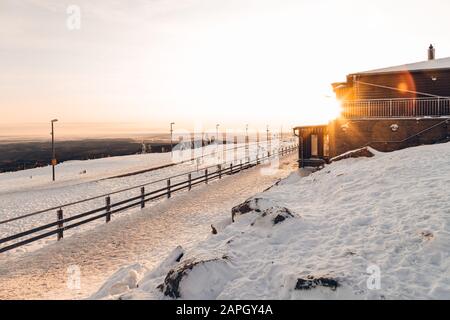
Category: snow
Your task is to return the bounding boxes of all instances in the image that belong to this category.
[0,140,293,256]
[0,152,172,194]
[95,142,450,300]
[0,153,297,299]
[356,56,450,75]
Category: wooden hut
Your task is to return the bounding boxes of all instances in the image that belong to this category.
[295,45,450,167]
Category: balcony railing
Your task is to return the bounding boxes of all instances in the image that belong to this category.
[342,98,450,119]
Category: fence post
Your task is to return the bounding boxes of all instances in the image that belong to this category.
[57,208,64,241]
[141,187,145,209]
[167,179,171,198]
[105,196,111,223]
[240,160,243,172]
[230,163,233,175]
[190,133,195,163]
[205,168,208,184]
[218,164,222,179]
[187,173,192,190]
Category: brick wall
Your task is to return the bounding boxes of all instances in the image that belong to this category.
[329,118,450,156]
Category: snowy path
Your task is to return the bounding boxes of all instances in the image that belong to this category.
[0,141,292,254]
[0,153,297,299]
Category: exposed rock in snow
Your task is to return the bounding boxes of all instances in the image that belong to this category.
[295,276,339,291]
[94,143,450,300]
[249,205,296,227]
[232,197,296,227]
[157,257,236,299]
[231,197,263,222]
[331,147,375,162]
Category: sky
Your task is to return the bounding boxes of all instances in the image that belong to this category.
[1,0,450,137]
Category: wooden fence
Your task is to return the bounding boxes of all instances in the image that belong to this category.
[0,145,298,253]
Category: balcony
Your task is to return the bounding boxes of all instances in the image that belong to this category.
[341,98,450,119]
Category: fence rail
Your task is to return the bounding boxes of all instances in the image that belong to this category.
[0,145,298,254]
[342,98,450,119]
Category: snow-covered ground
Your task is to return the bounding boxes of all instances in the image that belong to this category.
[0,153,297,299]
[94,143,450,300]
[0,140,294,256]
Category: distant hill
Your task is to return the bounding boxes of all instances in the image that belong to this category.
[0,139,144,173]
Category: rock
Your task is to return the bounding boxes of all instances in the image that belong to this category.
[331,147,374,162]
[251,206,295,227]
[295,275,339,291]
[232,197,296,226]
[211,225,218,235]
[421,231,434,241]
[232,198,296,226]
[271,207,295,225]
[231,198,262,222]
[158,258,232,299]
[159,260,200,298]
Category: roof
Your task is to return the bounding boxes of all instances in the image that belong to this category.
[353,56,450,75]
[293,124,328,130]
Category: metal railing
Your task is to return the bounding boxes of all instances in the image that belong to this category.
[342,98,450,119]
[0,145,298,254]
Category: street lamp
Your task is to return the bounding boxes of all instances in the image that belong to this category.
[50,119,58,181]
[170,122,175,156]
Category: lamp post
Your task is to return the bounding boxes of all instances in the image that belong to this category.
[170,122,175,156]
[50,119,58,181]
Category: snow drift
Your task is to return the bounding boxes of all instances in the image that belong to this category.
[93,143,450,300]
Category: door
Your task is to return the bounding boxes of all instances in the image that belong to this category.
[311,134,318,157]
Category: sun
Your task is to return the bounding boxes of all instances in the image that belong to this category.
[308,95,343,125]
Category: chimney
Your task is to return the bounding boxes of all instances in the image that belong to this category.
[428,44,435,60]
